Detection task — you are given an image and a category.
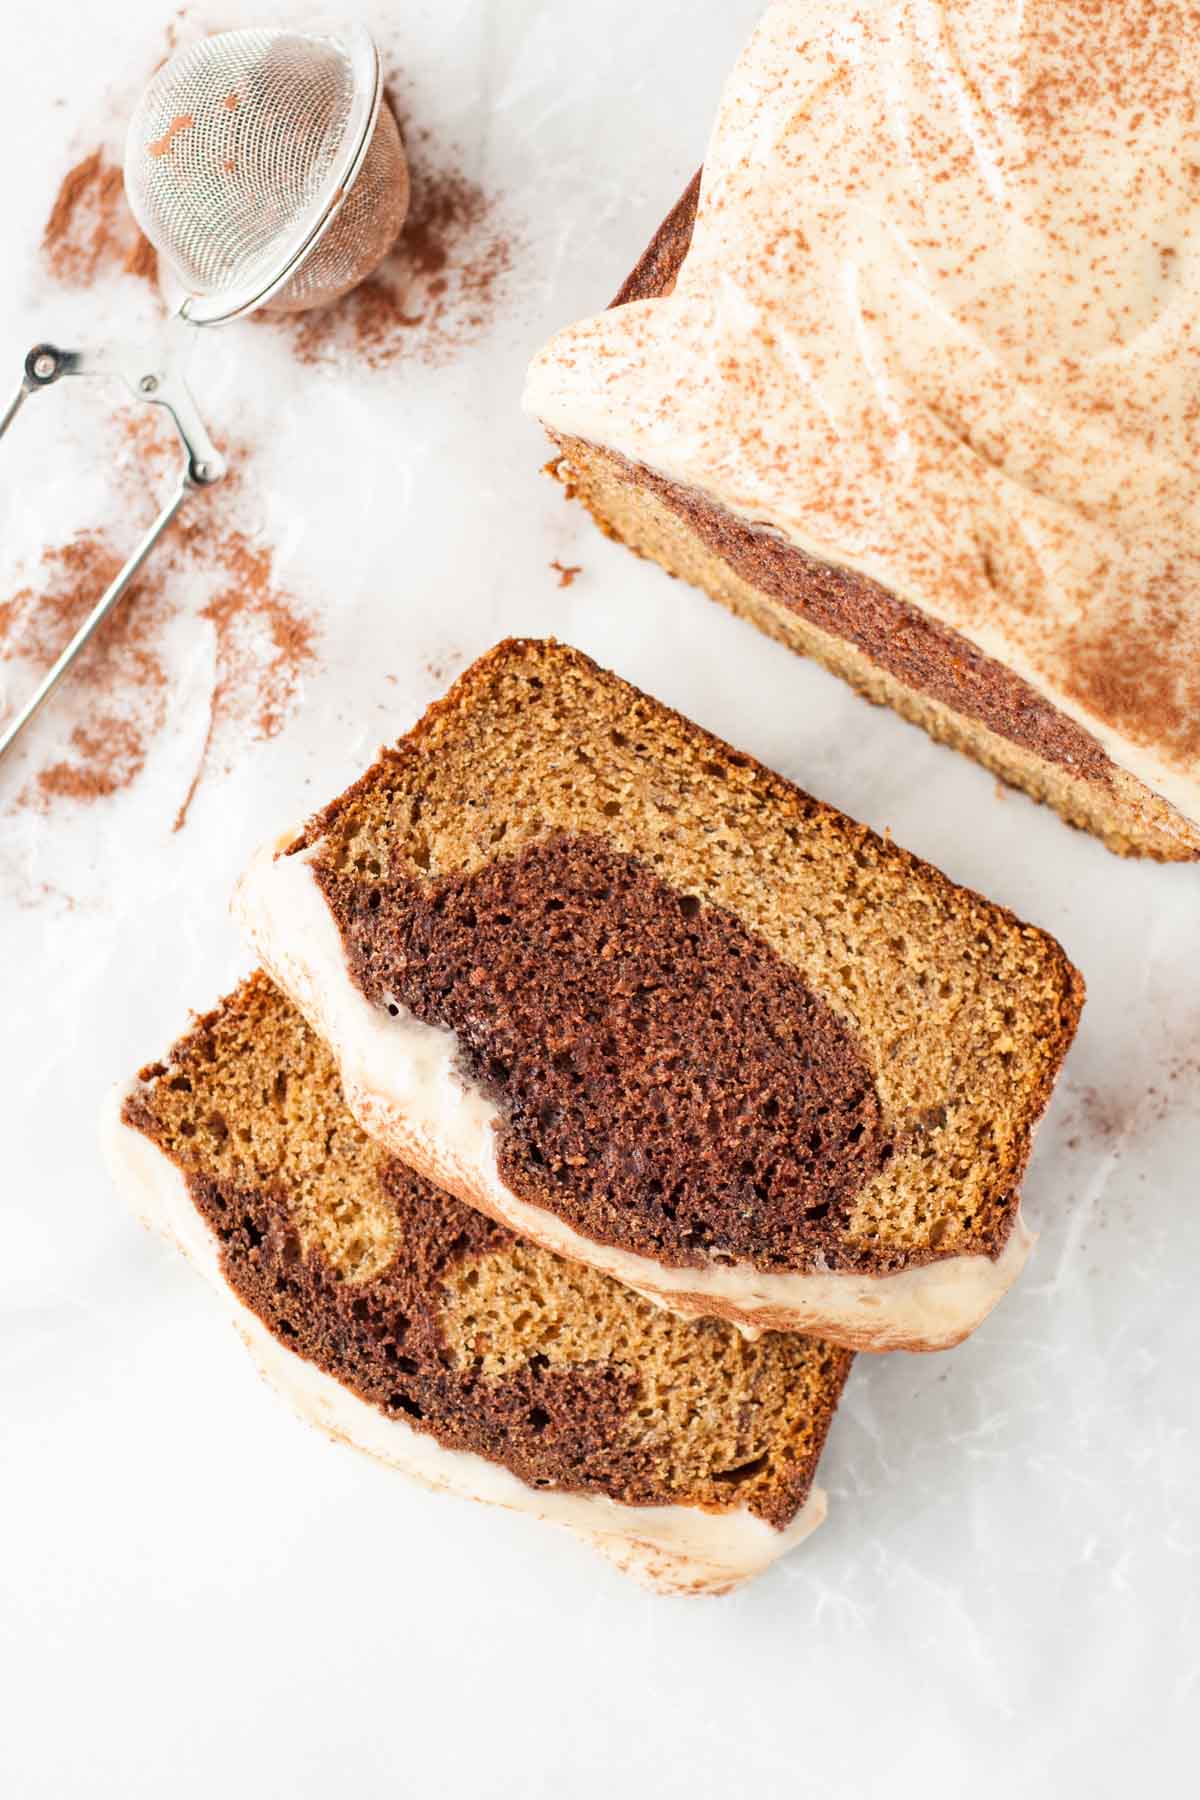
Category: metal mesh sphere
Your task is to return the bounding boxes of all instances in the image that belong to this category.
[124,23,403,322]
[266,99,407,313]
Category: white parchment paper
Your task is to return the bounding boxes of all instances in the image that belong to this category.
[2,4,1197,1796]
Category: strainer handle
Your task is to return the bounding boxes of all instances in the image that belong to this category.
[0,341,226,483]
[0,339,226,762]
[0,475,194,761]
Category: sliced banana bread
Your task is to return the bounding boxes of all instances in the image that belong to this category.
[233,639,1083,1349]
[106,972,851,1595]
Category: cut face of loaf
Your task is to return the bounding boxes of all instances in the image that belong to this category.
[106,972,850,1596]
[234,639,1084,1349]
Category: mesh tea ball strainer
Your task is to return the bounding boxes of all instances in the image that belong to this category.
[0,18,408,759]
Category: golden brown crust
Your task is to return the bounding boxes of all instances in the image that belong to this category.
[549,443,1200,861]
[305,634,1085,986]
[610,168,702,307]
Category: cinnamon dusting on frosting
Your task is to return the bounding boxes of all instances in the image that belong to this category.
[526,0,1200,824]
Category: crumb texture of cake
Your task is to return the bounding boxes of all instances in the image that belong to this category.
[549,433,1199,862]
[325,833,889,1270]
[235,639,1083,1345]
[114,972,850,1571]
[523,0,1200,859]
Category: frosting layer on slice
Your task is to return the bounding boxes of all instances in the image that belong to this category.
[235,834,1036,1349]
[103,1093,826,1594]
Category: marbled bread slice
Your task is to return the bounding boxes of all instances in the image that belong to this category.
[105,972,851,1596]
[234,638,1083,1349]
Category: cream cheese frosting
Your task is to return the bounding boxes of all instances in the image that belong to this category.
[101,1083,824,1594]
[233,832,1033,1350]
[524,0,1200,827]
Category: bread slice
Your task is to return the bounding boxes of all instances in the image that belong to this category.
[105,972,850,1596]
[233,639,1083,1350]
[523,4,1200,865]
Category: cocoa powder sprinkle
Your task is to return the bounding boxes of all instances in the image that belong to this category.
[147,112,195,158]
[264,141,515,370]
[19,74,512,852]
[1,530,171,811]
[1,421,317,830]
[43,147,157,288]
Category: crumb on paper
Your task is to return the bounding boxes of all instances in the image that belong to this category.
[550,560,582,589]
[544,455,577,500]
[424,653,465,686]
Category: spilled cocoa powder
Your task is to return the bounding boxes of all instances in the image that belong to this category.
[42,90,514,363]
[0,532,172,807]
[40,10,191,291]
[261,136,516,370]
[0,414,316,830]
[43,148,158,289]
[42,132,514,362]
[19,66,509,844]
[170,522,318,832]
[1060,1026,1200,1155]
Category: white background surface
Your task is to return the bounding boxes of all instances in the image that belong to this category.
[2,4,1197,1796]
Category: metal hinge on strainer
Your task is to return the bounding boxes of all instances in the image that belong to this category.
[0,18,408,759]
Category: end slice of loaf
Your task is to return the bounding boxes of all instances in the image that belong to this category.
[106,972,851,1596]
[528,175,1200,864]
[234,638,1084,1349]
